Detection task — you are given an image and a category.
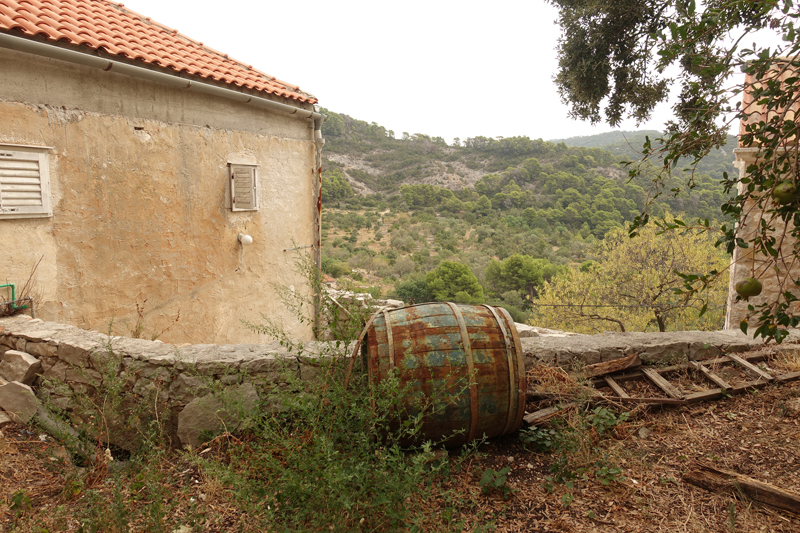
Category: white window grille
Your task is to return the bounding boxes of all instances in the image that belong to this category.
[0,144,52,219]
[229,163,258,211]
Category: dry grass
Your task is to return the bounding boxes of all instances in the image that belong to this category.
[3,347,800,532]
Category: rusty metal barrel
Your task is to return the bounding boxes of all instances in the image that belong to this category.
[344,302,526,447]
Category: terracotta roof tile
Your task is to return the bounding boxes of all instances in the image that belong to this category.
[0,0,316,104]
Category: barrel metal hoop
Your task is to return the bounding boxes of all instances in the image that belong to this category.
[344,306,385,389]
[382,309,395,371]
[498,306,527,431]
[482,304,518,435]
[447,302,478,443]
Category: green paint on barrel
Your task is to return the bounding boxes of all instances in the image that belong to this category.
[347,302,526,447]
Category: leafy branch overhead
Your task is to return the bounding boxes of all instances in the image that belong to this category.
[549,0,800,341]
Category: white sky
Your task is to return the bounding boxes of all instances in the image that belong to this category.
[120,0,678,143]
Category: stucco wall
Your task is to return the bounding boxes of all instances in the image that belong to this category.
[725,148,800,329]
[0,47,319,344]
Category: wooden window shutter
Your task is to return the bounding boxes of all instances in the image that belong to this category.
[229,164,258,211]
[0,147,52,219]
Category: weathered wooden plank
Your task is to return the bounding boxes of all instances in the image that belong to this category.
[590,352,769,386]
[604,396,686,405]
[642,367,685,399]
[775,370,800,383]
[727,353,773,381]
[690,361,732,390]
[582,353,641,379]
[683,460,800,515]
[522,402,577,425]
[603,376,630,398]
[683,379,772,403]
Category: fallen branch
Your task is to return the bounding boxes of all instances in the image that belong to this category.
[683,460,800,515]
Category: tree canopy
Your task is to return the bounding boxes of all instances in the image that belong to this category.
[549,0,800,341]
[484,254,564,302]
[425,261,485,304]
[535,222,729,334]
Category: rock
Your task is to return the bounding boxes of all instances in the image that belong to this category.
[785,398,800,417]
[515,323,540,338]
[0,350,42,385]
[35,407,92,459]
[0,410,12,427]
[177,382,259,448]
[638,427,652,439]
[22,340,58,358]
[169,373,211,404]
[0,381,40,423]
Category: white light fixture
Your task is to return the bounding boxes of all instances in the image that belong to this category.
[238,233,253,246]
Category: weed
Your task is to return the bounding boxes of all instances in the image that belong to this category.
[15,252,475,532]
[728,501,737,532]
[519,425,558,452]
[587,406,629,434]
[561,492,575,507]
[594,460,625,485]
[524,404,631,495]
[127,298,180,341]
[9,489,31,515]
[479,467,513,498]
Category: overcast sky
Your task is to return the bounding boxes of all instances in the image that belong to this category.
[121,0,678,143]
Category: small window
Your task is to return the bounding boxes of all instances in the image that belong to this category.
[229,163,258,211]
[0,144,52,219]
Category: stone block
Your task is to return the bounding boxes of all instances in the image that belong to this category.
[0,381,40,424]
[65,367,103,386]
[515,323,540,338]
[242,355,298,381]
[132,377,170,402]
[88,348,123,373]
[169,373,211,404]
[25,342,58,358]
[298,360,329,387]
[43,360,68,382]
[58,338,101,366]
[137,365,172,381]
[0,350,42,385]
[177,382,259,448]
[20,330,60,343]
[15,338,27,352]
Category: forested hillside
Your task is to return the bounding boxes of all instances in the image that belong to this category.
[319,109,734,331]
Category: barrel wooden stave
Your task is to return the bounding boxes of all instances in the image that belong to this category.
[362,302,525,446]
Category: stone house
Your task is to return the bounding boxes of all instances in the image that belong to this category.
[725,59,799,330]
[0,0,324,343]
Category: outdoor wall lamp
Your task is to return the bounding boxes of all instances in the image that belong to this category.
[238,233,253,246]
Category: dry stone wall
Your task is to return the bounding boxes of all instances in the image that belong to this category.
[0,315,335,448]
[2,314,796,449]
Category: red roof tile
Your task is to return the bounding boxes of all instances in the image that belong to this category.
[0,0,316,104]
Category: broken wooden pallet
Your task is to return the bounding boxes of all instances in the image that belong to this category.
[524,351,800,424]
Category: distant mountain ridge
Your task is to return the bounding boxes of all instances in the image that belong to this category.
[321,110,736,194]
[550,130,663,148]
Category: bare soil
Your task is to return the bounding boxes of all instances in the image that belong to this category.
[2,347,800,532]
